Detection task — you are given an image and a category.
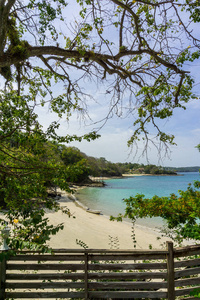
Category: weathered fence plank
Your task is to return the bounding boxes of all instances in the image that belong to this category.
[6,263,85,270]
[175,277,200,287]
[88,271,168,280]
[88,280,167,290]
[88,253,167,260]
[174,244,200,257]
[88,262,167,270]
[6,272,85,280]
[18,248,167,254]
[9,252,168,261]
[6,281,84,289]
[8,254,85,261]
[175,258,200,268]
[175,266,200,279]
[6,291,85,299]
[88,290,168,298]
[175,287,200,297]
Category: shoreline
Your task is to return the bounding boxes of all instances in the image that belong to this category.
[70,190,167,236]
[47,191,173,250]
[73,189,163,230]
[89,173,179,181]
[0,191,193,250]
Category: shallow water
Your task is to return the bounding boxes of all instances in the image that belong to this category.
[75,172,200,229]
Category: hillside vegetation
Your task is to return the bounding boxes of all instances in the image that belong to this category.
[166,166,200,173]
[58,146,178,179]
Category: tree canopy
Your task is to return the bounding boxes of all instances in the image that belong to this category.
[111,146,200,244]
[111,180,200,244]
[0,0,200,149]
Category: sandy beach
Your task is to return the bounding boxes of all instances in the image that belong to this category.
[47,191,171,250]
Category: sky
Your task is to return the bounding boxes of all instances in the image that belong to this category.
[36,84,200,167]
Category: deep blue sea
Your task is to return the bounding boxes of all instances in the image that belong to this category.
[75,172,200,229]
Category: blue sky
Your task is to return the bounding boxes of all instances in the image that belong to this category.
[35,84,200,167]
[68,106,200,167]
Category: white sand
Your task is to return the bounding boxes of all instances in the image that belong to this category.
[47,192,171,250]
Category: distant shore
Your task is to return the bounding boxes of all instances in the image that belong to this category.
[89,173,178,182]
[89,174,146,180]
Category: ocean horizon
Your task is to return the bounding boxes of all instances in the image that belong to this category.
[75,172,200,229]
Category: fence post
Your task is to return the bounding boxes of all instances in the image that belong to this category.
[166,241,175,300]
[84,251,89,299]
[0,224,11,300]
[0,252,7,300]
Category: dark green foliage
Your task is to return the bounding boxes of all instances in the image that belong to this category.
[59,146,90,183]
[59,150,178,178]
[116,162,176,175]
[60,146,86,165]
[111,180,200,243]
[87,156,123,177]
[166,166,200,172]
[0,90,98,250]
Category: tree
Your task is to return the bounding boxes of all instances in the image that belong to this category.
[111,146,200,243]
[0,0,200,249]
[60,146,91,183]
[0,0,199,149]
[112,180,200,244]
[60,146,86,165]
[0,91,95,250]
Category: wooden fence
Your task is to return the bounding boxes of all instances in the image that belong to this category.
[0,242,200,299]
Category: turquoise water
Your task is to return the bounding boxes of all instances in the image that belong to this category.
[75,172,200,228]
